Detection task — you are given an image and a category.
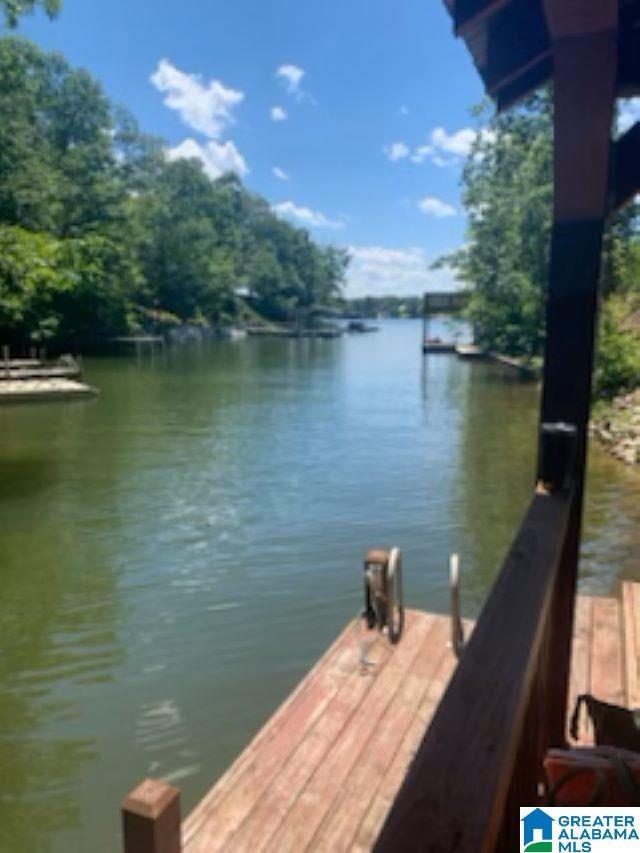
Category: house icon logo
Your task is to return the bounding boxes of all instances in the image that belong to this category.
[521,807,554,852]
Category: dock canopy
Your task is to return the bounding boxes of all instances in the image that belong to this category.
[445,0,640,111]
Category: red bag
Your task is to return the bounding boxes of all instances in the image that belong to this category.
[545,747,640,806]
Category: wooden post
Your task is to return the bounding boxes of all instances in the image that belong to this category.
[421,295,428,352]
[122,778,181,853]
[538,0,618,747]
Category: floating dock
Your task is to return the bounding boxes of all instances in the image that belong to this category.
[123,581,640,852]
[0,378,97,403]
[247,327,343,339]
[421,340,456,354]
[0,364,82,380]
[0,353,95,403]
[1,358,41,369]
[455,344,486,359]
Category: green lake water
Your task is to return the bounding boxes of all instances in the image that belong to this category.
[1,318,639,851]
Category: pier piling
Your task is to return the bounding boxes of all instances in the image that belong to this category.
[122,778,181,853]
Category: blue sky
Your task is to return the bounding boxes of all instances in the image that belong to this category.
[15,0,488,297]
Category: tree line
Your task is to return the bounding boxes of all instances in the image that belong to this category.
[0,36,349,349]
[440,92,640,399]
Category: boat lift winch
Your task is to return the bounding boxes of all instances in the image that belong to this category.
[362,547,404,644]
[359,547,465,658]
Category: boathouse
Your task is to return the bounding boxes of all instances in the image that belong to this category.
[121,0,640,849]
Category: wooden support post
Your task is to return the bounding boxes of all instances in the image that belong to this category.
[122,778,181,853]
[538,0,618,748]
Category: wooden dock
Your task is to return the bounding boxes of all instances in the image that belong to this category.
[0,378,97,403]
[455,344,486,360]
[421,341,456,354]
[122,582,639,852]
[0,353,95,402]
[0,365,81,380]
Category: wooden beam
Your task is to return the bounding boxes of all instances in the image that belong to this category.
[611,121,640,212]
[484,1,550,93]
[122,779,181,853]
[374,491,571,852]
[487,48,550,98]
[454,0,511,36]
[551,37,617,220]
[542,0,617,39]
[538,0,618,748]
[496,55,553,111]
[617,0,640,95]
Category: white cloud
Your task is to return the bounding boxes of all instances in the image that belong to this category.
[384,141,410,162]
[431,126,477,156]
[276,64,306,96]
[151,58,244,139]
[618,98,640,136]
[411,126,496,168]
[418,196,457,218]
[345,245,461,298]
[166,138,248,179]
[270,105,288,122]
[411,144,433,164]
[272,201,345,229]
[272,166,290,181]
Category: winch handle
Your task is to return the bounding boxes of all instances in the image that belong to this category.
[387,547,405,644]
[450,552,465,658]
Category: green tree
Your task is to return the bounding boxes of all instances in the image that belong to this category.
[1,0,60,28]
[441,93,553,359]
[595,293,640,398]
[0,36,349,346]
[443,91,640,396]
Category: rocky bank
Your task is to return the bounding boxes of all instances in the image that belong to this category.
[591,389,640,465]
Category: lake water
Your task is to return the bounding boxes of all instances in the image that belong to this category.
[1,318,639,851]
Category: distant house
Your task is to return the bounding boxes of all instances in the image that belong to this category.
[522,808,554,846]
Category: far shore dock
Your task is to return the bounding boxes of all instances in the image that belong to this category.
[0,377,97,403]
[0,349,97,403]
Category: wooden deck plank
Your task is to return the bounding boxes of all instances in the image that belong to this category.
[183,619,369,847]
[351,639,459,852]
[182,589,640,853]
[590,595,624,706]
[183,615,403,853]
[622,581,640,707]
[221,613,438,853]
[262,612,436,853]
[308,615,453,853]
[567,594,593,744]
[205,624,403,853]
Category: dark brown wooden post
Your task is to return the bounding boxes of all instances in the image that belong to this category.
[538,0,618,747]
[122,778,181,853]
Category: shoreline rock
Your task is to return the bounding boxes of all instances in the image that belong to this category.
[590,389,640,465]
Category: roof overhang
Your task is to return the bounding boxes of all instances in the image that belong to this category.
[443,0,640,110]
